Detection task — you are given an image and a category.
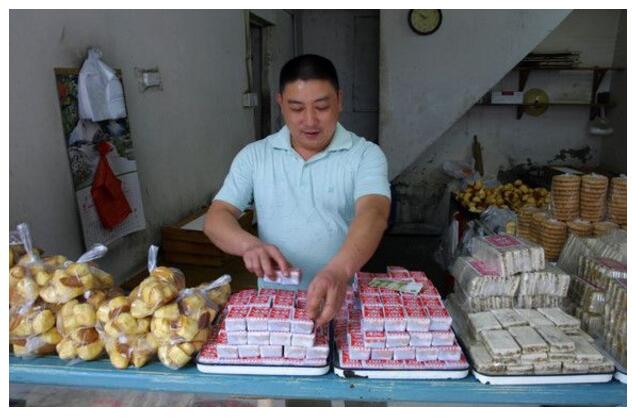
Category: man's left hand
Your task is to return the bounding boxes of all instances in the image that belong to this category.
[306,268,349,328]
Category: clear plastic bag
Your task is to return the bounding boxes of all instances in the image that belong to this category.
[470,234,545,277]
[78,48,127,122]
[152,274,232,369]
[128,246,186,318]
[449,256,519,297]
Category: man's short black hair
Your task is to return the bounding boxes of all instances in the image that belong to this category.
[279,54,339,93]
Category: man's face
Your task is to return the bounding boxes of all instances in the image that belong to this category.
[277,79,342,155]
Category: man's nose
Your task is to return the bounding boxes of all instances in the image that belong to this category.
[304,108,318,126]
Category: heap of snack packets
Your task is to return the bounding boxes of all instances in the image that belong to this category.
[198,288,334,366]
[334,267,468,370]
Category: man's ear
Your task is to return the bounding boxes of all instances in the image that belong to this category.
[337,90,343,112]
[276,93,283,107]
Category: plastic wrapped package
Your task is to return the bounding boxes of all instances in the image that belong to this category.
[550,174,580,222]
[467,311,502,340]
[578,256,626,290]
[151,274,231,369]
[579,174,609,223]
[9,301,61,357]
[568,274,605,315]
[39,244,113,305]
[602,277,626,367]
[480,329,521,360]
[449,256,520,297]
[470,234,545,276]
[55,296,108,361]
[451,281,514,313]
[516,264,570,297]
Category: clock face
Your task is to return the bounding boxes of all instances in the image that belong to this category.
[409,9,442,35]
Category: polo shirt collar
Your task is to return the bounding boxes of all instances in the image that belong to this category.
[271,123,352,153]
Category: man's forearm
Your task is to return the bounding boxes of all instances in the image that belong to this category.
[204,204,261,257]
[324,205,389,281]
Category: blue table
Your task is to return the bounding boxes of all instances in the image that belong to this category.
[9,356,626,406]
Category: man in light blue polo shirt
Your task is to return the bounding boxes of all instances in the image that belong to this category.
[204,54,390,327]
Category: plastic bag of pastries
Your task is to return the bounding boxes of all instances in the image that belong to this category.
[8,224,66,308]
[102,333,160,369]
[128,246,186,318]
[39,244,113,305]
[10,301,62,357]
[54,289,123,362]
[152,274,231,369]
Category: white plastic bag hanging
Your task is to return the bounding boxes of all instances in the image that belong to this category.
[78,48,127,122]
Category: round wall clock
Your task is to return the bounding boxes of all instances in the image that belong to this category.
[408,10,442,35]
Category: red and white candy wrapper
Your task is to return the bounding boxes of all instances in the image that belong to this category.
[246,307,270,331]
[237,345,259,358]
[361,306,384,331]
[225,307,250,331]
[226,331,248,345]
[306,345,329,360]
[385,331,410,348]
[348,332,371,360]
[384,306,406,332]
[427,307,452,331]
[291,332,315,348]
[269,332,291,346]
[379,288,399,296]
[389,271,412,279]
[268,307,292,332]
[437,345,462,361]
[420,287,441,299]
[339,347,363,368]
[276,289,295,298]
[272,296,295,309]
[393,347,416,360]
[249,295,272,308]
[296,290,307,300]
[247,331,270,345]
[371,348,393,360]
[291,309,314,334]
[422,298,444,309]
[402,297,423,309]
[431,330,455,347]
[405,307,430,332]
[381,294,403,306]
[217,344,239,359]
[262,268,301,286]
[364,331,386,348]
[284,345,306,359]
[409,331,433,347]
[295,299,307,309]
[259,344,283,358]
[258,288,277,297]
[387,265,409,274]
[226,296,251,310]
[360,294,382,306]
[415,347,438,361]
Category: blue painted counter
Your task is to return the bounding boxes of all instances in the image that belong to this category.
[9,356,626,406]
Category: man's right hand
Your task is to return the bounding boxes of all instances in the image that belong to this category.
[242,243,291,279]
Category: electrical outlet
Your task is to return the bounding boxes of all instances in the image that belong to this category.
[135,67,162,92]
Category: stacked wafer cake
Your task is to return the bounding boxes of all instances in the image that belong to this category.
[449,234,569,311]
[198,288,333,366]
[335,268,468,370]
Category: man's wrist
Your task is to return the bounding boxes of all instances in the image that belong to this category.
[239,236,264,256]
[322,262,354,284]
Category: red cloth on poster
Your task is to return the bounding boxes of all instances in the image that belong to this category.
[91,141,132,229]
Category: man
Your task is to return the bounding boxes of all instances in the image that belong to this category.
[204,54,390,327]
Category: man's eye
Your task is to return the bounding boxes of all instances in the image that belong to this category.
[316,107,329,111]
[290,107,303,112]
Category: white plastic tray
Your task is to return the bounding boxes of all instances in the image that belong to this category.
[197,361,331,376]
[333,365,469,380]
[614,371,627,384]
[472,370,613,385]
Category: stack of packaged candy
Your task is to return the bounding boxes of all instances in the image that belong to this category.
[334,267,468,371]
[449,234,570,312]
[198,288,331,367]
[565,274,606,338]
[557,231,626,276]
[603,277,626,368]
[446,300,615,376]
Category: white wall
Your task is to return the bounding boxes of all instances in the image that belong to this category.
[391,10,624,227]
[9,10,294,282]
[380,10,571,179]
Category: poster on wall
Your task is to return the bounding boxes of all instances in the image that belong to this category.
[54,68,146,248]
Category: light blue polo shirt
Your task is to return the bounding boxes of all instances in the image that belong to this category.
[213,123,391,289]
